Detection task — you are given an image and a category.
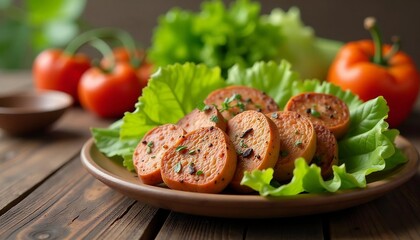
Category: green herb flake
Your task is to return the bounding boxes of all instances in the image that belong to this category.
[271,112,278,119]
[237,101,245,112]
[280,150,289,157]
[174,162,182,173]
[198,102,211,112]
[188,149,196,155]
[196,170,204,176]
[210,115,219,123]
[146,141,154,154]
[311,108,321,118]
[295,139,303,147]
[240,139,248,148]
[176,145,187,152]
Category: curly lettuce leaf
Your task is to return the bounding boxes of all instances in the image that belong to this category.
[148,0,342,79]
[264,7,342,79]
[227,60,300,108]
[91,120,138,171]
[121,63,225,139]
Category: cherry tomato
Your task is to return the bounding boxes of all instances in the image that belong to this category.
[78,62,142,118]
[32,49,91,103]
[101,47,153,91]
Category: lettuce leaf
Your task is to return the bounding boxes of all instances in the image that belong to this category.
[148,0,342,79]
[91,120,138,171]
[92,61,406,196]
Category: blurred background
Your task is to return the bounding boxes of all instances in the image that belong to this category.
[1,0,420,70]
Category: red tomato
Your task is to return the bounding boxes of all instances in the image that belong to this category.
[101,47,153,91]
[32,49,91,103]
[78,62,142,118]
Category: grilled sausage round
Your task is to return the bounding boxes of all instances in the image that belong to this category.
[227,110,280,192]
[204,85,278,120]
[160,126,237,193]
[177,107,227,133]
[312,124,338,178]
[285,92,350,139]
[267,111,317,182]
[133,124,186,185]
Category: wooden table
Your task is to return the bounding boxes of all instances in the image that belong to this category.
[1,72,419,240]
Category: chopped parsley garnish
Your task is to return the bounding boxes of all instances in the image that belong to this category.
[174,162,182,173]
[176,145,187,152]
[197,102,211,112]
[295,139,303,146]
[210,115,219,123]
[280,150,289,157]
[271,112,279,119]
[310,108,321,118]
[188,150,196,155]
[240,139,248,148]
[196,170,204,176]
[146,141,154,154]
[221,93,244,112]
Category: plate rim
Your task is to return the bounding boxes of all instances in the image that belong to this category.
[80,135,419,218]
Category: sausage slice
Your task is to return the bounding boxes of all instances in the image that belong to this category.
[285,92,350,139]
[204,85,278,120]
[312,124,338,179]
[160,126,237,193]
[177,106,227,133]
[133,124,186,185]
[267,111,317,182]
[227,110,280,192]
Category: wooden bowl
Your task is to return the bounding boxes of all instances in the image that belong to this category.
[0,90,73,136]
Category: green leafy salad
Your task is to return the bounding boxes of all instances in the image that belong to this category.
[92,61,407,196]
[148,0,342,79]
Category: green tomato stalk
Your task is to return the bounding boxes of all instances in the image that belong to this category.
[64,28,140,69]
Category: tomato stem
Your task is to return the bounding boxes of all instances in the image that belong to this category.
[64,28,140,67]
[89,38,115,73]
[364,17,386,66]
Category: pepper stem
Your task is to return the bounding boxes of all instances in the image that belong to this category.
[364,17,386,66]
[384,36,401,62]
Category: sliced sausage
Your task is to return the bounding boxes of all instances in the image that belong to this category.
[133,124,186,185]
[267,111,317,182]
[160,126,237,193]
[204,85,278,120]
[177,106,227,133]
[227,110,280,192]
[312,124,338,179]
[284,92,350,139]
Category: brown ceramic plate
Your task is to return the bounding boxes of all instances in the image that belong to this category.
[80,136,418,218]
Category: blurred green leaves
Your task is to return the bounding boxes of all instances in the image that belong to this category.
[0,0,86,69]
